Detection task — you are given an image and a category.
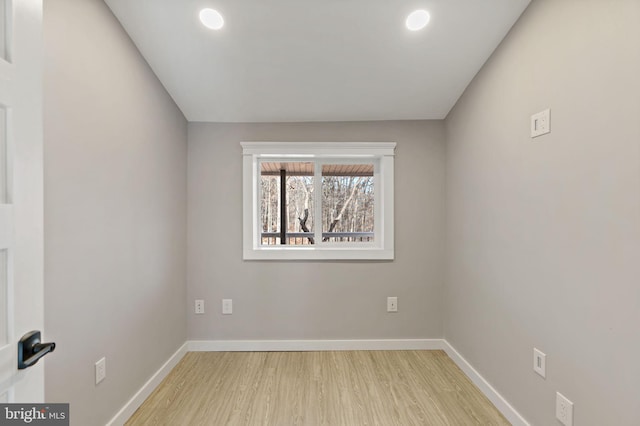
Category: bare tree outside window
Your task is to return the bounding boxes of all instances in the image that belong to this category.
[260,162,374,245]
[260,162,314,245]
[322,164,374,242]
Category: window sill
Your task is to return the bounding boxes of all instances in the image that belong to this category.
[243,247,394,261]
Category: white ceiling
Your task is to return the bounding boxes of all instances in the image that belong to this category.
[105,0,530,123]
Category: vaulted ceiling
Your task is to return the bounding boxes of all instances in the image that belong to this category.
[105,0,530,122]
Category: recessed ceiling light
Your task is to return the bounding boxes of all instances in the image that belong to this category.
[406,10,430,31]
[199,8,224,30]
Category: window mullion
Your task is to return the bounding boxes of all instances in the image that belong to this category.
[280,168,287,244]
[374,159,382,248]
[313,160,322,245]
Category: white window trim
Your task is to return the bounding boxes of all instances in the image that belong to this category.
[242,142,395,260]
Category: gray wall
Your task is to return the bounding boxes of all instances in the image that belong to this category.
[188,121,445,340]
[44,1,188,425]
[444,1,640,425]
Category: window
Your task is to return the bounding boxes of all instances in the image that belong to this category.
[242,142,395,260]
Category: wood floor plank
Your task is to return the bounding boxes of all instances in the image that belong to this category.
[126,350,510,426]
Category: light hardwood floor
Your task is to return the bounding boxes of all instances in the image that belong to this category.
[126,350,510,425]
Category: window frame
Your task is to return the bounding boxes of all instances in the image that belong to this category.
[242,142,395,260]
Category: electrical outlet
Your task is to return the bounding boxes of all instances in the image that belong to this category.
[195,299,205,314]
[533,348,546,378]
[556,392,574,426]
[222,299,232,315]
[95,357,106,385]
[531,108,551,138]
[387,297,398,313]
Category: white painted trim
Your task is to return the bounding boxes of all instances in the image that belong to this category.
[240,141,397,156]
[106,342,188,426]
[187,339,445,352]
[242,247,395,261]
[442,341,530,426]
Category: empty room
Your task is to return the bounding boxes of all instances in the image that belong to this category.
[0,0,638,425]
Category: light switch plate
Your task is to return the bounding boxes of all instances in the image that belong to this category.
[531,108,550,138]
[533,348,546,378]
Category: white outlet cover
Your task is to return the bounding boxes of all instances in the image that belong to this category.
[195,299,205,314]
[95,357,106,385]
[531,108,550,138]
[533,348,546,378]
[222,299,233,315]
[556,392,574,426]
[387,297,398,312]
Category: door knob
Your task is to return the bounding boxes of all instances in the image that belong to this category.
[17,330,56,370]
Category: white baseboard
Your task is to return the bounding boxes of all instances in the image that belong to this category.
[107,339,528,426]
[442,341,530,426]
[106,342,188,426]
[187,338,446,352]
